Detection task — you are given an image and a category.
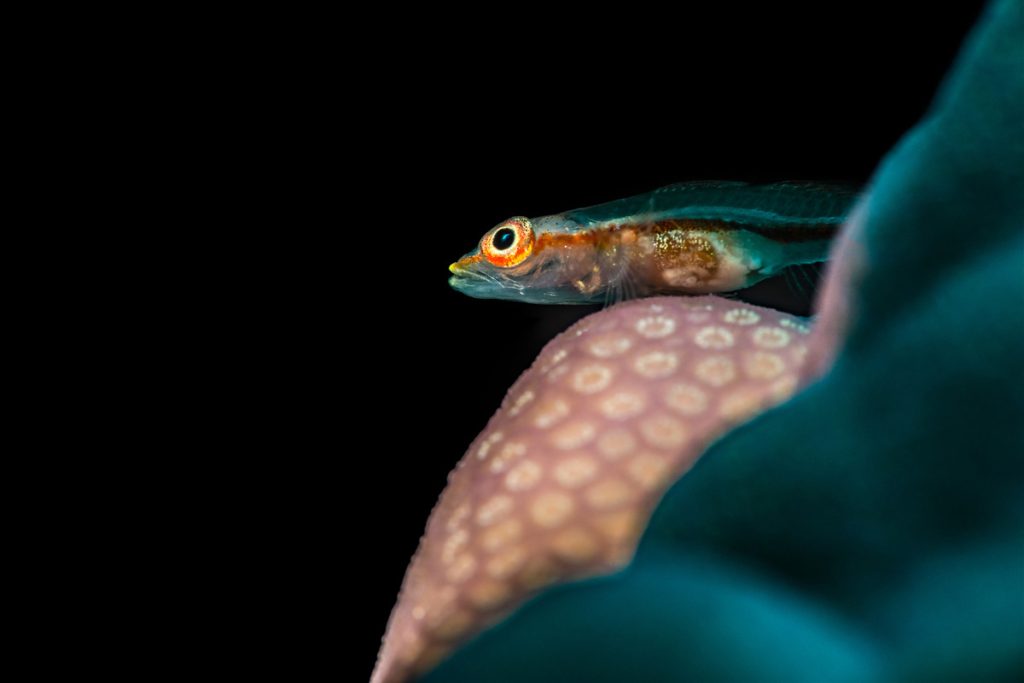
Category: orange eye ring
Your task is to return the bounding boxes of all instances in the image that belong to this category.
[481,217,534,268]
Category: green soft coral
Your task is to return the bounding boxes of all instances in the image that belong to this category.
[423,1,1024,681]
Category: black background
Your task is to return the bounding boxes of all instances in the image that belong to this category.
[346,7,986,679]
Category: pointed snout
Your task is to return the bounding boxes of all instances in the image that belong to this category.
[449,254,483,274]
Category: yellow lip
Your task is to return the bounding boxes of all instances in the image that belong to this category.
[449,255,483,273]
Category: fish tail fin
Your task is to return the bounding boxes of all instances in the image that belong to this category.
[781,263,823,300]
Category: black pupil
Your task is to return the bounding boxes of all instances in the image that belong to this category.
[493,228,516,250]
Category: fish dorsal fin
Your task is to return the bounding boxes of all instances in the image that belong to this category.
[566,180,859,227]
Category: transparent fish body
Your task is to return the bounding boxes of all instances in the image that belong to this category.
[449,181,858,304]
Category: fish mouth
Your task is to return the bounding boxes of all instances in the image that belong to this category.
[448,260,497,283]
[448,271,497,295]
[448,265,487,291]
[448,265,483,284]
[448,263,519,298]
[448,274,470,289]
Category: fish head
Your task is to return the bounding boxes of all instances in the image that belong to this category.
[449,216,599,304]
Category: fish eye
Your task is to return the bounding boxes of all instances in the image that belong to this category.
[493,228,515,250]
[481,217,534,268]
